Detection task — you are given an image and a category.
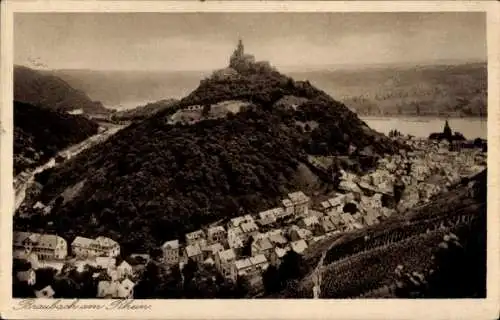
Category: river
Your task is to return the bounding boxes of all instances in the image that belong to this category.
[359,117,487,139]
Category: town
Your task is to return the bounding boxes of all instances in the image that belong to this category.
[12,134,487,299]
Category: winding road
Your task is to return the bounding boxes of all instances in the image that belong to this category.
[14,124,126,213]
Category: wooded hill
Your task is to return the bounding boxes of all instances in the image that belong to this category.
[14,65,109,115]
[14,101,99,175]
[17,54,401,254]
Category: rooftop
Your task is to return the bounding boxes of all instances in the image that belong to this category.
[218,249,236,262]
[207,226,225,236]
[250,254,268,265]
[275,246,290,258]
[204,243,224,254]
[162,239,180,250]
[268,234,288,245]
[95,236,118,248]
[240,221,259,233]
[291,239,308,254]
[185,244,202,257]
[254,238,274,251]
[302,216,319,226]
[186,230,205,240]
[288,191,310,204]
[235,258,252,270]
[321,201,331,209]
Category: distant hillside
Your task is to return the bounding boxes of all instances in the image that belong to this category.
[14,101,99,175]
[46,63,486,118]
[110,99,178,121]
[18,42,401,253]
[51,69,206,107]
[14,65,109,114]
[289,63,487,117]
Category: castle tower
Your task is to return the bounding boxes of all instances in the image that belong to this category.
[236,38,244,57]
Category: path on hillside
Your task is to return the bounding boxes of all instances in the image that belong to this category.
[312,251,327,298]
[14,124,127,213]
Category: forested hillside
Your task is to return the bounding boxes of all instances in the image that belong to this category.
[289,63,487,117]
[14,101,99,174]
[16,48,401,253]
[14,65,109,114]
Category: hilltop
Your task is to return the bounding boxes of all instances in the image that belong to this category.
[18,41,401,253]
[14,65,110,115]
[14,101,99,175]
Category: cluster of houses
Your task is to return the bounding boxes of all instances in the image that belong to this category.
[161,191,315,290]
[13,232,137,299]
[13,137,487,298]
[159,189,400,292]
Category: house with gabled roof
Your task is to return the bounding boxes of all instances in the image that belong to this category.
[228,215,254,229]
[268,233,288,247]
[185,230,206,246]
[116,260,133,280]
[94,236,120,257]
[185,243,203,264]
[287,191,310,216]
[251,238,274,258]
[240,221,259,240]
[227,227,244,254]
[14,231,67,260]
[162,240,180,266]
[202,242,225,261]
[207,226,226,244]
[215,249,236,278]
[71,235,119,259]
[299,216,320,230]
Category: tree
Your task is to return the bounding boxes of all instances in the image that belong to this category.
[34,267,57,290]
[202,104,211,118]
[182,258,199,284]
[262,264,281,294]
[393,179,406,204]
[394,220,486,299]
[242,237,254,257]
[235,275,250,297]
[279,250,306,285]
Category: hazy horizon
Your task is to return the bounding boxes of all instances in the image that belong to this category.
[15,12,486,72]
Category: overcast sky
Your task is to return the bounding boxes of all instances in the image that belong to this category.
[14,12,486,71]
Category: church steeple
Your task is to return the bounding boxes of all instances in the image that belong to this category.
[236,38,244,57]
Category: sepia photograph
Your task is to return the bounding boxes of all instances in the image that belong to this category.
[1,1,499,319]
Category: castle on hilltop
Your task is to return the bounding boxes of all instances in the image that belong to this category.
[210,39,275,80]
[229,38,256,70]
[228,39,274,75]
